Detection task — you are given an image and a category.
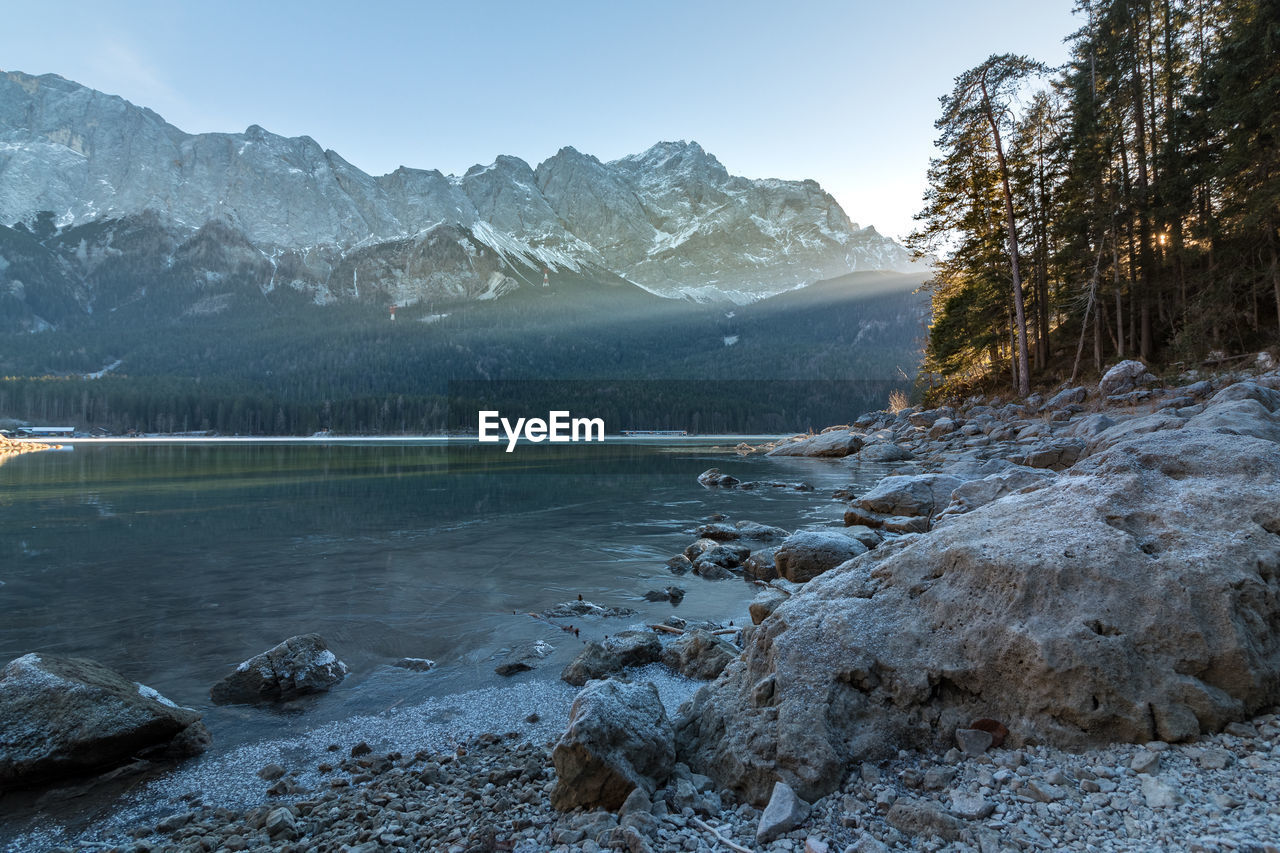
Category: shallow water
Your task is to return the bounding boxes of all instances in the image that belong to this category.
[0,439,892,844]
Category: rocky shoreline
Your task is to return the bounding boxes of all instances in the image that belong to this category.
[7,357,1280,852]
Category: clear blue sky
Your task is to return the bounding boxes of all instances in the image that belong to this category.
[1,0,1076,241]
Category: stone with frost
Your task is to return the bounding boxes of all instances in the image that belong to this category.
[885,798,962,840]
[551,680,674,811]
[855,473,963,518]
[211,634,348,704]
[662,629,738,680]
[561,631,662,686]
[937,467,1053,519]
[773,530,869,583]
[1046,386,1088,408]
[857,442,913,462]
[1099,359,1158,396]
[0,653,205,789]
[675,424,1280,805]
[767,431,863,458]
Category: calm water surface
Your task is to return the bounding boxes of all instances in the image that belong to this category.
[0,441,891,730]
[0,439,894,842]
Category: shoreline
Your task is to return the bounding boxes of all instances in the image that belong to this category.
[8,359,1280,851]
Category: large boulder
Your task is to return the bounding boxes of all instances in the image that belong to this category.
[1099,359,1159,396]
[675,428,1280,805]
[855,473,964,518]
[768,431,864,458]
[210,634,348,705]
[1185,398,1280,443]
[773,530,870,583]
[551,680,675,811]
[857,442,913,463]
[0,654,207,789]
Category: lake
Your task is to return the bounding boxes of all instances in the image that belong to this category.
[0,439,891,843]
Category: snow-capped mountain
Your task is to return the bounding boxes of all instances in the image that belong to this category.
[0,69,914,321]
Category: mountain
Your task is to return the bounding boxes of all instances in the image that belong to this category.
[0,69,916,329]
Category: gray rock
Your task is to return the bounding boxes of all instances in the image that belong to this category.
[264,806,298,839]
[1204,380,1280,411]
[846,835,891,853]
[742,547,779,582]
[855,473,964,518]
[949,791,995,820]
[767,431,864,458]
[733,520,790,541]
[1068,413,1117,439]
[543,600,637,619]
[1131,749,1160,774]
[661,629,737,680]
[391,657,435,672]
[643,586,685,604]
[927,417,959,439]
[211,634,347,704]
[1019,439,1085,470]
[666,555,694,575]
[857,442,913,462]
[955,728,993,756]
[1197,748,1232,769]
[749,589,789,625]
[885,797,962,841]
[697,469,740,487]
[0,654,206,789]
[684,538,722,561]
[1046,386,1088,408]
[495,640,556,677]
[694,522,741,541]
[562,631,662,686]
[1140,776,1184,808]
[676,428,1280,805]
[939,467,1054,518]
[551,680,674,811]
[1185,398,1280,443]
[756,781,810,844]
[773,530,870,583]
[1099,360,1158,396]
[1025,779,1066,802]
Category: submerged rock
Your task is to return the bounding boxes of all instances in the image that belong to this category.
[543,600,638,619]
[676,427,1280,805]
[0,654,206,789]
[697,468,740,487]
[210,634,348,704]
[551,680,674,811]
[495,640,556,677]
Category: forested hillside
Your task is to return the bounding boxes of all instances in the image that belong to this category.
[0,271,927,435]
[909,0,1278,398]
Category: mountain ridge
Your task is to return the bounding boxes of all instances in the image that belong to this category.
[0,68,916,327]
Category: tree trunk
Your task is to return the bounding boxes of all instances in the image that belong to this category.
[1130,1,1156,361]
[981,75,1032,397]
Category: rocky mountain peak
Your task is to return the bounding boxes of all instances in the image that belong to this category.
[0,70,916,313]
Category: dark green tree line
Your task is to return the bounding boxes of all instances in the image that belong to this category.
[910,0,1280,397]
